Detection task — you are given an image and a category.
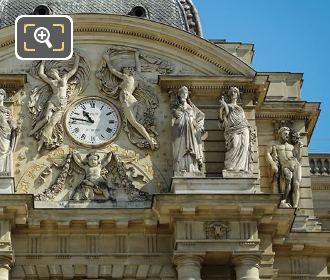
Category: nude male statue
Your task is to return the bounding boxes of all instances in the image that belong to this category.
[72,152,114,201]
[29,54,80,151]
[266,127,303,208]
[103,51,156,150]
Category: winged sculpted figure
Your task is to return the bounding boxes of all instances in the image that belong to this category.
[28,52,90,151]
[97,47,164,150]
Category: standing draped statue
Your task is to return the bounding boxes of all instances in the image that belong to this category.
[0,89,19,176]
[219,87,255,176]
[172,86,205,176]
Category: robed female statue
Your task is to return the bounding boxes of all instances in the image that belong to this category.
[172,86,205,175]
[219,87,255,175]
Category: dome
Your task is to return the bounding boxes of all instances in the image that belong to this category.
[0,0,202,36]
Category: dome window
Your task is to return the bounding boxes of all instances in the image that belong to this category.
[128,6,148,18]
[33,5,52,15]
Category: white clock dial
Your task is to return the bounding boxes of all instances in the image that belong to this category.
[65,98,121,146]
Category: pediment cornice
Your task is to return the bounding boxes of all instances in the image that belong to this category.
[0,15,256,77]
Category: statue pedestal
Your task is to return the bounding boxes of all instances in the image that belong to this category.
[171,177,258,194]
[222,170,254,178]
[174,171,204,177]
[0,177,15,194]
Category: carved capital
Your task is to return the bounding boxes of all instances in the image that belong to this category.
[0,256,13,270]
[174,255,203,280]
[232,254,260,269]
[174,255,203,268]
[232,254,261,280]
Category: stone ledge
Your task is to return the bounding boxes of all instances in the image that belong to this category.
[176,239,260,253]
[0,177,15,194]
[171,177,258,194]
[34,200,152,209]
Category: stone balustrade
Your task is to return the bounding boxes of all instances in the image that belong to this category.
[309,154,330,176]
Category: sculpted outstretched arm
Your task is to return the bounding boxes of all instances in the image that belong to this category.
[73,153,85,169]
[219,96,229,122]
[38,60,52,85]
[65,54,80,80]
[103,54,125,79]
[134,51,142,73]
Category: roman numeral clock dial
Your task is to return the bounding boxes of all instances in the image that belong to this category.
[65,98,121,146]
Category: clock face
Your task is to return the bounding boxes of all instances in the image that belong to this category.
[65,98,121,146]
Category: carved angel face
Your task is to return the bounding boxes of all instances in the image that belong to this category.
[87,154,100,167]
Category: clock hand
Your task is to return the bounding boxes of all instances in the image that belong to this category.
[83,111,95,123]
[70,117,91,123]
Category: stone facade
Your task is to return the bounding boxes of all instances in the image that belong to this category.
[0,2,329,280]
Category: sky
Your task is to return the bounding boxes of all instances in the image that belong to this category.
[193,0,330,153]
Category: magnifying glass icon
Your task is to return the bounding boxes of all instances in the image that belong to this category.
[34,27,53,49]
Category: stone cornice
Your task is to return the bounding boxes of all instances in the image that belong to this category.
[0,195,32,225]
[274,232,330,256]
[159,74,269,109]
[152,194,295,237]
[256,101,320,142]
[0,74,27,96]
[311,185,330,191]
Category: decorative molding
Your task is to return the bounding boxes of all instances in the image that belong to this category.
[160,75,269,112]
[0,74,27,97]
[256,113,310,120]
[311,185,330,191]
[77,26,235,75]
[0,15,257,77]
